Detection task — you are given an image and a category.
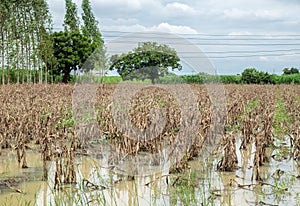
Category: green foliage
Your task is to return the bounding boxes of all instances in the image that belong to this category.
[102,76,122,84]
[0,68,62,84]
[245,100,259,114]
[0,0,53,84]
[81,0,103,46]
[81,0,106,77]
[283,67,299,75]
[241,68,259,83]
[52,30,96,83]
[220,75,241,84]
[181,73,236,84]
[278,73,300,84]
[63,0,79,32]
[273,91,292,137]
[109,42,182,84]
[56,107,74,130]
[156,74,185,84]
[181,74,206,84]
[241,68,272,84]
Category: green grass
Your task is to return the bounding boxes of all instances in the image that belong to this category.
[273,91,292,137]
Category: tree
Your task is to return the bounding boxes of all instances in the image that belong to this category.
[38,26,55,83]
[81,0,103,46]
[241,68,271,84]
[63,0,79,32]
[109,42,182,84]
[241,68,259,84]
[0,0,10,85]
[81,0,106,79]
[0,0,53,85]
[52,30,95,83]
[283,67,299,75]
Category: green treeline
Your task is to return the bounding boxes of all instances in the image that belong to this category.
[179,73,300,84]
[158,68,300,84]
[0,0,105,84]
[1,68,300,84]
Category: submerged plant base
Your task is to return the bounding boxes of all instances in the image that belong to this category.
[1,135,300,206]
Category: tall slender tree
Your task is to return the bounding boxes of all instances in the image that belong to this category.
[81,0,106,78]
[81,0,103,46]
[64,0,79,32]
[33,0,53,83]
[0,0,11,85]
[0,0,53,84]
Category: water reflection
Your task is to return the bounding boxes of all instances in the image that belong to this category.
[1,139,300,206]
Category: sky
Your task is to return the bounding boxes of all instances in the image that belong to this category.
[47,0,300,75]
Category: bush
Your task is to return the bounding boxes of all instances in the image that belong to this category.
[220,75,241,84]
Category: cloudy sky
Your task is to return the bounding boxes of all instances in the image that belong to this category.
[48,0,300,75]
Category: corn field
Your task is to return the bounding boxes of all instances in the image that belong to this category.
[0,83,300,205]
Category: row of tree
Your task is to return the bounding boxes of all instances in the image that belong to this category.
[177,68,300,85]
[0,0,105,84]
[0,0,52,84]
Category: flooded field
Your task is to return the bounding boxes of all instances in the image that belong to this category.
[1,84,300,205]
[1,137,300,206]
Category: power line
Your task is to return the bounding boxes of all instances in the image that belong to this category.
[48,28,300,58]
[107,41,300,46]
[107,48,300,54]
[101,30,300,37]
[180,52,300,59]
[53,27,300,37]
[106,51,300,59]
[103,34,300,41]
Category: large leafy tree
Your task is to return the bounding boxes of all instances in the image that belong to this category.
[110,42,182,84]
[52,30,95,83]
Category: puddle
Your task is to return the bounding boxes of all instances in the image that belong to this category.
[1,136,300,206]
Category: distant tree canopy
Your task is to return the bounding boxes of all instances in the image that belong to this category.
[241,68,272,84]
[283,67,299,75]
[109,42,182,84]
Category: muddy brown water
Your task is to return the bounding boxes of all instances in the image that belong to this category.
[1,137,300,206]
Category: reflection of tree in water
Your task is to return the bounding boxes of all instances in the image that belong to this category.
[240,143,252,178]
[219,172,236,206]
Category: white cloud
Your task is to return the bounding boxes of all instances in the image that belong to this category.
[102,22,198,34]
[149,23,198,34]
[101,18,139,26]
[164,2,197,16]
[223,8,282,20]
[93,0,143,10]
[92,0,162,12]
[223,8,250,19]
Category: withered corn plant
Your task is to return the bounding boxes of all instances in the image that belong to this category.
[217,132,238,171]
[1,83,300,188]
[279,86,300,160]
